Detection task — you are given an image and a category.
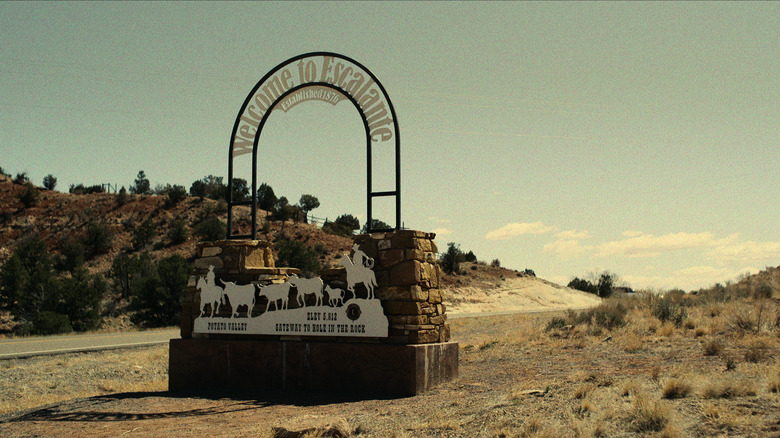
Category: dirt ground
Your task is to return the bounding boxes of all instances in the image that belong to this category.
[1,305,778,437]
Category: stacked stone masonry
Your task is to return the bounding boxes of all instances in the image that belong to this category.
[354,230,450,345]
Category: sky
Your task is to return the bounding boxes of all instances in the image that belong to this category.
[1,2,778,291]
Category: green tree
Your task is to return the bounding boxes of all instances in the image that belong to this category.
[42,174,57,191]
[130,255,189,327]
[166,184,187,207]
[132,218,157,250]
[465,251,477,262]
[130,170,151,195]
[324,214,360,236]
[597,272,616,298]
[110,252,155,299]
[167,218,188,245]
[0,235,55,319]
[275,239,320,276]
[190,175,226,201]
[82,221,114,258]
[439,242,466,274]
[299,194,320,222]
[57,239,85,273]
[257,183,278,215]
[361,219,391,234]
[55,267,106,331]
[568,277,598,295]
[231,178,250,203]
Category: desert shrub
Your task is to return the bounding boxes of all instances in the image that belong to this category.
[31,311,72,335]
[361,219,391,233]
[130,254,189,327]
[82,221,113,258]
[42,174,57,191]
[275,239,320,275]
[743,338,770,363]
[702,338,723,356]
[0,166,9,177]
[464,251,477,262]
[490,259,501,268]
[167,218,188,245]
[751,282,773,300]
[652,298,688,327]
[57,238,85,273]
[115,186,128,206]
[589,301,627,329]
[195,217,226,241]
[69,184,105,194]
[17,182,39,208]
[165,184,187,207]
[568,277,598,295]
[545,317,567,332]
[524,268,536,277]
[14,172,29,184]
[132,218,157,250]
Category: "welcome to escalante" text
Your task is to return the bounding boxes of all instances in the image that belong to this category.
[233,55,394,156]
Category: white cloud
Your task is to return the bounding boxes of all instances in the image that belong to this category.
[485,222,559,241]
[622,230,644,237]
[432,227,452,236]
[543,239,592,259]
[557,229,592,240]
[708,239,780,264]
[596,232,719,257]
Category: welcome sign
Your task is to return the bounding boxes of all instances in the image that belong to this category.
[231,53,397,157]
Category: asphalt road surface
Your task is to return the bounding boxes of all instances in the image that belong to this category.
[0,328,179,360]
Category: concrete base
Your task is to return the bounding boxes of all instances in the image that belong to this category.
[169,339,458,397]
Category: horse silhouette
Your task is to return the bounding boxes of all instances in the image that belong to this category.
[339,255,377,299]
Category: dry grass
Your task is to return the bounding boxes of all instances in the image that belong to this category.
[662,378,693,399]
[0,346,167,415]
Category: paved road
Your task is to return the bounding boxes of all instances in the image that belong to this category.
[0,329,179,360]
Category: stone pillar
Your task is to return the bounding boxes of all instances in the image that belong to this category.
[320,230,450,344]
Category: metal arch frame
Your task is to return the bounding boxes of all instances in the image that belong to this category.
[226,52,401,240]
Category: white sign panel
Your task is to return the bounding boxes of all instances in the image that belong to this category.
[193,255,388,338]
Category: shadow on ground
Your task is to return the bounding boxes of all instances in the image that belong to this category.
[0,390,400,424]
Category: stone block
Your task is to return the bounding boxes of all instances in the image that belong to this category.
[389,260,421,286]
[429,314,447,325]
[379,249,405,268]
[169,339,458,396]
[429,289,442,304]
[406,314,430,325]
[383,301,426,315]
[194,256,223,270]
[201,246,222,258]
[409,328,440,344]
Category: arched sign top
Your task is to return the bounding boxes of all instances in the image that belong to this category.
[227,52,401,239]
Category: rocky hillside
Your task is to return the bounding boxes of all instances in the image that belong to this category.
[0,174,354,272]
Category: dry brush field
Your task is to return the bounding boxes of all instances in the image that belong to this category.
[1,292,778,437]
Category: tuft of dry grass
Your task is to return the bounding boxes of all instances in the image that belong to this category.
[662,378,693,399]
[629,392,670,433]
[702,379,756,399]
[702,338,723,356]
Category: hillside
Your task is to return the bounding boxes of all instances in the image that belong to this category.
[0,174,600,334]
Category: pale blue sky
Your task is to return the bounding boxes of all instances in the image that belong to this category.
[1,2,778,290]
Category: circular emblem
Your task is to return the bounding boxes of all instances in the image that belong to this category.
[346,303,362,321]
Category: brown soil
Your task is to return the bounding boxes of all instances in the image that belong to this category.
[1,304,778,437]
